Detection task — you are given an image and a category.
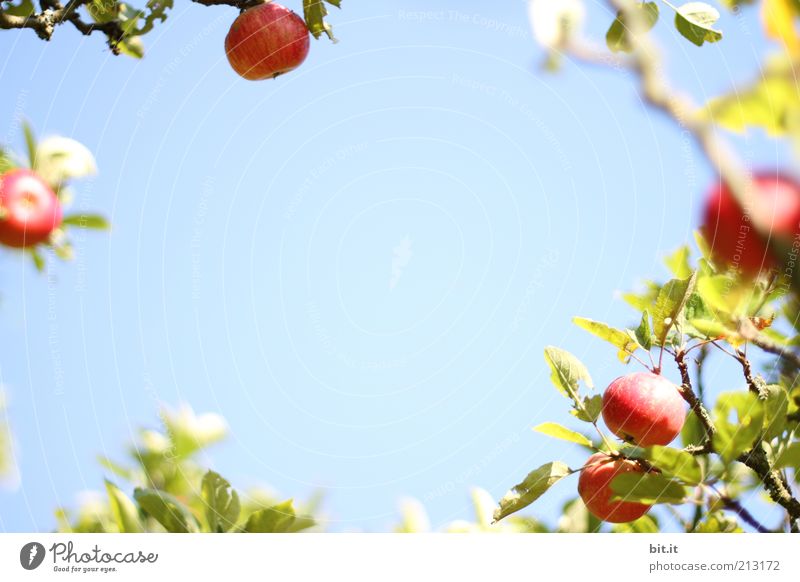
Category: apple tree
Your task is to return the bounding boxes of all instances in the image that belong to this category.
[491,0,800,533]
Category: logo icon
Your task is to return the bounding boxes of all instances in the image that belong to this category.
[19,542,45,570]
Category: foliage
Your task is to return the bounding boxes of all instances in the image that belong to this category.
[0,389,16,486]
[0,122,108,271]
[494,240,800,532]
[0,1,341,57]
[55,405,321,533]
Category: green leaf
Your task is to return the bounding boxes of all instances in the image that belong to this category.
[493,461,571,522]
[1,0,35,17]
[571,394,603,423]
[674,2,723,46]
[303,0,341,41]
[62,214,110,230]
[134,488,198,533]
[543,346,593,401]
[244,500,297,533]
[703,56,799,136]
[22,120,36,168]
[652,272,697,345]
[664,246,693,278]
[680,410,705,448]
[533,422,594,448]
[635,311,653,350]
[687,318,736,340]
[695,512,743,532]
[557,497,602,533]
[606,2,660,53]
[761,384,789,440]
[712,391,765,463]
[775,442,800,469]
[612,514,659,533]
[573,317,640,362]
[201,471,240,533]
[105,480,143,533]
[0,147,18,174]
[610,472,687,504]
[644,446,703,485]
[28,248,45,273]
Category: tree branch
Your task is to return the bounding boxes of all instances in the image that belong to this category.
[0,0,261,51]
[675,348,716,445]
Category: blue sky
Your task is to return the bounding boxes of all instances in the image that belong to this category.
[0,0,793,531]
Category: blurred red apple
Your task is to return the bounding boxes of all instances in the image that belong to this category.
[578,452,652,523]
[602,372,685,447]
[701,173,800,277]
[225,2,310,80]
[0,169,62,248]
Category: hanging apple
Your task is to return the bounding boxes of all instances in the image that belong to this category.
[225,2,311,80]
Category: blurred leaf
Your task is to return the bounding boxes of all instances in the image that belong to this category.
[134,0,173,36]
[201,471,240,533]
[644,446,703,484]
[28,248,45,273]
[97,455,134,481]
[688,318,736,340]
[558,497,602,533]
[161,405,227,458]
[712,391,765,463]
[652,272,697,345]
[703,55,800,137]
[610,472,687,504]
[761,0,800,56]
[761,384,789,440]
[0,146,19,174]
[665,246,693,278]
[494,461,571,522]
[573,317,640,362]
[244,499,296,533]
[134,488,198,532]
[105,480,143,533]
[533,422,594,448]
[674,2,723,46]
[1,0,35,17]
[35,136,98,185]
[303,0,340,41]
[606,2,659,53]
[612,514,659,533]
[395,498,431,533]
[775,442,800,469]
[695,512,743,532]
[22,120,36,168]
[62,214,110,230]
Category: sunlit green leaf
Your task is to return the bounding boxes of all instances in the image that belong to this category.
[244,499,296,533]
[105,480,143,533]
[605,2,659,53]
[134,488,198,532]
[712,391,765,463]
[533,422,594,448]
[610,472,687,504]
[201,471,240,533]
[644,446,703,485]
[303,0,341,41]
[494,461,571,522]
[674,2,723,46]
[573,317,640,362]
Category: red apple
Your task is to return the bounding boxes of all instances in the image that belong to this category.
[602,372,685,447]
[578,452,651,523]
[701,172,800,277]
[225,2,310,80]
[0,169,62,248]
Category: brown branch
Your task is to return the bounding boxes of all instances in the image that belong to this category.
[748,333,800,371]
[719,496,773,533]
[675,348,716,446]
[0,0,260,51]
[737,444,800,527]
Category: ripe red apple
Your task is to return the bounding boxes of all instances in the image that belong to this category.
[578,452,651,523]
[225,2,310,80]
[0,169,62,248]
[602,372,685,447]
[701,172,800,277]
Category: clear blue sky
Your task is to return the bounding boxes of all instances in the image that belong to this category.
[0,0,792,531]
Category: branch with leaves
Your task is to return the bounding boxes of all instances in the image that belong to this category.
[0,0,340,56]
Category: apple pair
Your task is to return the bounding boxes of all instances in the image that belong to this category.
[579,372,686,523]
